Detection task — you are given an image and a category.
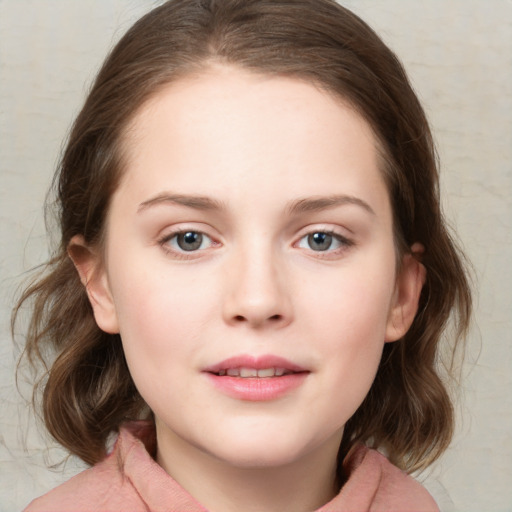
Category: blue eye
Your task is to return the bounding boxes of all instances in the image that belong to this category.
[297,231,349,252]
[166,231,212,252]
[308,232,333,251]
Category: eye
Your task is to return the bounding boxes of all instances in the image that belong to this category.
[296,231,351,252]
[163,230,214,252]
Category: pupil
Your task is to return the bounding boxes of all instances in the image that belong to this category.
[178,232,203,251]
[308,232,332,251]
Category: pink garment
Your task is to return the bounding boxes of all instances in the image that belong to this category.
[25,421,439,512]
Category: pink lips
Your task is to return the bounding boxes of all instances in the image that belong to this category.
[203,355,309,401]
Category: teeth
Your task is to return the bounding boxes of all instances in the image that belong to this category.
[257,368,275,378]
[218,367,290,378]
[240,368,258,378]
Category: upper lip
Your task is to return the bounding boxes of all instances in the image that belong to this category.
[203,354,308,374]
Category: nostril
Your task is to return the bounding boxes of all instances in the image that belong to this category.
[232,314,283,323]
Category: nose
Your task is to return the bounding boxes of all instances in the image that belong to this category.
[222,244,293,329]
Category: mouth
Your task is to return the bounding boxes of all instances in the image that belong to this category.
[214,367,295,378]
[203,355,309,401]
[204,354,307,377]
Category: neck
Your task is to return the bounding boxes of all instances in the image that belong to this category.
[156,426,342,512]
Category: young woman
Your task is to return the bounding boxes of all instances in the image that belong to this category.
[15,1,471,510]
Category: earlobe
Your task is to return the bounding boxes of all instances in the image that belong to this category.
[385,243,426,342]
[68,235,119,334]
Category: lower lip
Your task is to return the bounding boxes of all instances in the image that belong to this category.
[205,373,308,401]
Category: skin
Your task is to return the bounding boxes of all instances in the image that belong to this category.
[71,65,425,512]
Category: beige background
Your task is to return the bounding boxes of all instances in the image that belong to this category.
[1,1,511,510]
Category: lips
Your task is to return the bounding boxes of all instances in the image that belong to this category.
[203,354,307,376]
[203,355,309,401]
[219,367,290,377]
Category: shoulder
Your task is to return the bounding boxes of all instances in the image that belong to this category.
[364,447,439,511]
[348,445,440,512]
[320,445,440,512]
[23,451,142,512]
[23,423,152,512]
[23,421,205,512]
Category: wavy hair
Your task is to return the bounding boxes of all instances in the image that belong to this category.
[14,0,472,472]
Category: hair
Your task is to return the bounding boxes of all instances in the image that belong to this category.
[14,0,472,475]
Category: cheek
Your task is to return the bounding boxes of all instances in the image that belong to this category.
[113,249,216,325]
[110,274,207,415]
[108,264,215,377]
[307,257,395,347]
[317,287,388,383]
[300,256,395,411]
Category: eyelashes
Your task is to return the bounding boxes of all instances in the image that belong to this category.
[158,230,218,259]
[158,227,354,260]
[295,231,353,253]
[165,231,214,252]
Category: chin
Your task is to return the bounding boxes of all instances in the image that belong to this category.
[215,447,304,470]
[204,429,321,470]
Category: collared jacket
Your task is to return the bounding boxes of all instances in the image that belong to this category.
[24,421,439,512]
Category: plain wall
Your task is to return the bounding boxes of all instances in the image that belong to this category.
[1,1,511,510]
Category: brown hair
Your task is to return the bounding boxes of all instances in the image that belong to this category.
[14,0,472,473]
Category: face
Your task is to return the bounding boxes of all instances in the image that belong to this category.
[75,65,423,474]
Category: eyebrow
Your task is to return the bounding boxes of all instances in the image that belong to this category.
[138,193,226,213]
[286,195,376,216]
[138,192,375,216]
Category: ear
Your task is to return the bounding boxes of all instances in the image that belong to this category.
[385,242,426,342]
[68,235,119,334]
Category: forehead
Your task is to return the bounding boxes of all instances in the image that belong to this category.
[116,65,389,216]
